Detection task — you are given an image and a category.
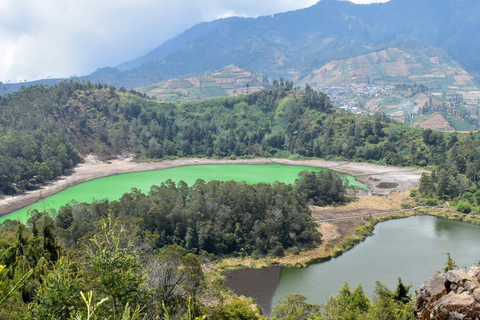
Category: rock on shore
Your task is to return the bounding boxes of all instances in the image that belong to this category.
[415,268,480,319]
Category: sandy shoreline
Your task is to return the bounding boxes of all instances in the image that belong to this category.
[0,157,424,217]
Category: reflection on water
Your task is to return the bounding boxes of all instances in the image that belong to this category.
[434,217,477,241]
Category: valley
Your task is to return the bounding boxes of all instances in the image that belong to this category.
[3,0,480,319]
[127,45,480,132]
[2,76,480,319]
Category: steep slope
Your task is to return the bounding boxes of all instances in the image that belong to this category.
[3,81,480,211]
[301,47,469,87]
[0,81,426,195]
[116,18,243,71]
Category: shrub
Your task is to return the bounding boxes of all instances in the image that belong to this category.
[425,198,438,206]
[410,189,417,198]
[457,200,472,214]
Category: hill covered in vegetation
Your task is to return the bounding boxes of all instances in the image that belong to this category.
[301,46,467,88]
[2,80,480,319]
[0,80,479,205]
[301,44,480,131]
[136,65,267,102]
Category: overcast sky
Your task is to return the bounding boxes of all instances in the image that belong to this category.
[0,0,389,83]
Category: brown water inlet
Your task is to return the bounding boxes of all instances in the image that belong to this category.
[224,266,281,317]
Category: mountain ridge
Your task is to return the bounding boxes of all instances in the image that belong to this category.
[4,0,480,94]
[87,0,480,88]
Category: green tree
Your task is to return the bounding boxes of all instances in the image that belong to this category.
[393,278,412,304]
[456,200,472,213]
[83,215,145,317]
[271,293,321,320]
[295,170,347,206]
[31,257,84,319]
[0,264,33,307]
[144,245,204,318]
[364,281,414,320]
[443,252,457,273]
[301,84,331,112]
[323,283,370,320]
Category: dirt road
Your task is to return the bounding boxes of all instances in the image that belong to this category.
[316,205,442,223]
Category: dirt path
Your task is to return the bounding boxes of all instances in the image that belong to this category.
[0,157,424,217]
[316,205,443,222]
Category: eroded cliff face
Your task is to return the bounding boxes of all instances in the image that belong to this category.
[415,268,480,319]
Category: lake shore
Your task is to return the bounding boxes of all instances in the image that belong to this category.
[0,157,424,217]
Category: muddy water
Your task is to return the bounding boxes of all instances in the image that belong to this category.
[226,216,480,316]
[224,267,281,316]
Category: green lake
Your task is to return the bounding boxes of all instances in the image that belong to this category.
[0,164,368,223]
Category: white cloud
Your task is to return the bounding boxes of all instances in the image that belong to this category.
[0,0,388,82]
[348,0,389,3]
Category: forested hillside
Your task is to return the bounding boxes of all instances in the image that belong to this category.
[1,80,479,203]
[0,174,405,320]
[0,162,352,318]
[51,169,345,255]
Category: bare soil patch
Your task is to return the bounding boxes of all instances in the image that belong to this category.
[418,113,454,131]
[310,192,402,241]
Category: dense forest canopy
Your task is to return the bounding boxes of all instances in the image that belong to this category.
[53,176,328,257]
[0,209,414,319]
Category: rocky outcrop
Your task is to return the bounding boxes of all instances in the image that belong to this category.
[414,268,480,319]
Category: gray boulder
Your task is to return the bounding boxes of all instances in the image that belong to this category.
[414,268,480,320]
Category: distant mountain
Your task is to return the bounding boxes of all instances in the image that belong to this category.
[91,0,480,88]
[136,65,266,101]
[1,78,65,94]
[300,46,472,87]
[5,0,480,92]
[116,18,244,72]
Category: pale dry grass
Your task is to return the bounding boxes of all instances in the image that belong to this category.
[454,74,472,86]
[310,194,398,220]
[318,223,340,241]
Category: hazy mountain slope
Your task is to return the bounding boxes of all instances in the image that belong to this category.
[370,0,480,74]
[300,43,480,131]
[116,0,375,83]
[301,46,471,87]
[109,0,480,87]
[116,18,243,71]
